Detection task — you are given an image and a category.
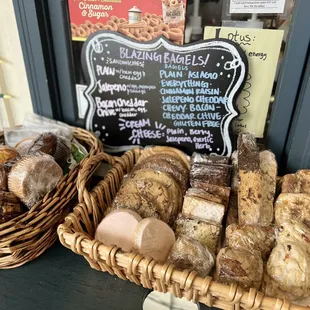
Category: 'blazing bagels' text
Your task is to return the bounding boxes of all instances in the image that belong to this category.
[120,48,210,66]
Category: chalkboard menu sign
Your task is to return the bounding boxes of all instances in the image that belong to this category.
[82,31,248,156]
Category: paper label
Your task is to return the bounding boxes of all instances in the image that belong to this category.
[204,26,284,138]
[230,0,286,14]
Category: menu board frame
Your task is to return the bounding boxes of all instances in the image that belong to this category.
[81,31,248,156]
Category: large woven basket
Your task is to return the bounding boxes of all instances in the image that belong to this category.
[58,149,307,310]
[0,127,116,269]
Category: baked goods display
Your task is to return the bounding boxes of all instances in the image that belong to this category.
[93,134,310,304]
[0,121,87,223]
[71,13,185,45]
[109,146,188,224]
[96,146,230,277]
[175,152,232,256]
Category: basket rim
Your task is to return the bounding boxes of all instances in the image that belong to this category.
[57,149,308,310]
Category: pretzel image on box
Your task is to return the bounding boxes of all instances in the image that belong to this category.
[68,0,187,45]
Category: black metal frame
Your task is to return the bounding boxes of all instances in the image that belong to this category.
[13,0,62,120]
[284,52,310,172]
[13,0,310,172]
[266,0,310,171]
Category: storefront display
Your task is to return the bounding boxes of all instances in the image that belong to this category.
[5,0,310,308]
[68,0,187,44]
[0,114,104,268]
[58,131,310,308]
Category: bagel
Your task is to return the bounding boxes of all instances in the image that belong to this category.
[150,18,159,27]
[110,15,120,24]
[167,28,183,41]
[140,32,152,41]
[107,20,118,31]
[76,27,87,37]
[85,20,93,29]
[95,22,105,30]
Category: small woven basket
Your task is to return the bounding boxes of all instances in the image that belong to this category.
[0,127,115,269]
[58,149,307,310]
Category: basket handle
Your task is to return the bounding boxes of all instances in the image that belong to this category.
[77,152,119,208]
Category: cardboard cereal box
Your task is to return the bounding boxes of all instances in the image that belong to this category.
[68,0,187,44]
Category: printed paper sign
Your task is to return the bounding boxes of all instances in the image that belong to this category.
[204,26,283,137]
[230,0,286,14]
[82,31,248,156]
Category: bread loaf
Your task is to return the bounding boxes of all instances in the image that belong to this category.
[175,214,221,253]
[168,236,215,278]
[8,154,63,208]
[226,224,276,260]
[259,150,277,225]
[275,193,310,227]
[134,218,175,262]
[237,133,262,224]
[95,209,142,252]
[216,247,263,290]
[182,195,225,225]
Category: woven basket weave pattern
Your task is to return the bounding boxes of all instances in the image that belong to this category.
[0,127,108,269]
[58,149,307,310]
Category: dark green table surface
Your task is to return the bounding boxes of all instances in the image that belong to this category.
[0,242,211,310]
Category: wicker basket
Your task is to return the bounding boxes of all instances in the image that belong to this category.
[58,149,307,310]
[0,127,116,269]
